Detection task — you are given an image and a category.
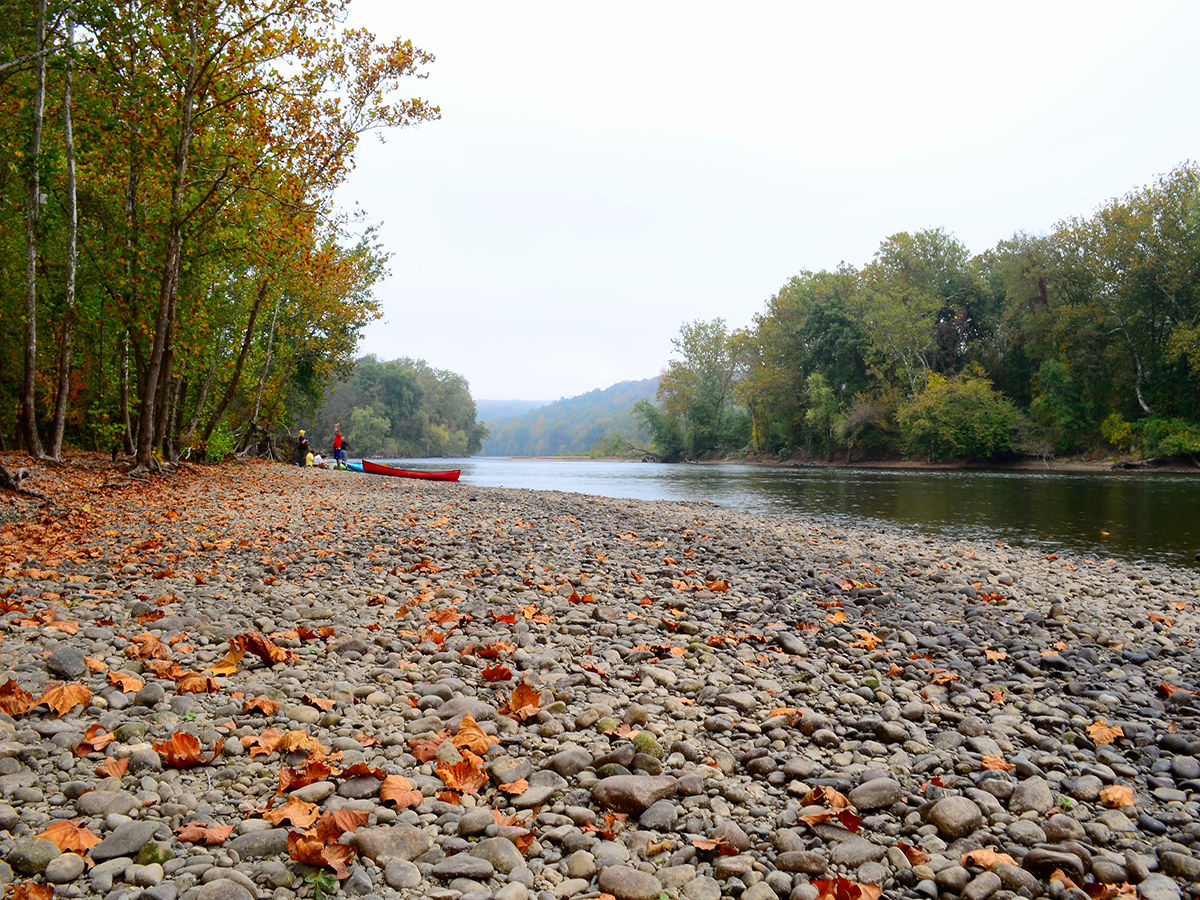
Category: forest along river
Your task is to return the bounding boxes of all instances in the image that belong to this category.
[371,458,1200,568]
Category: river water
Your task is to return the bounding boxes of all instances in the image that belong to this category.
[371,457,1200,567]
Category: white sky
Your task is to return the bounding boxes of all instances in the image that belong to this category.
[339,1,1200,402]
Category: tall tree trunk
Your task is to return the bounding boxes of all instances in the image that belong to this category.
[18,0,47,458]
[239,293,282,452]
[201,277,269,447]
[49,17,77,460]
[120,332,134,454]
[134,15,199,472]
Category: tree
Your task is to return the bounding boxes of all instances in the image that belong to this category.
[898,368,1020,462]
[657,318,742,457]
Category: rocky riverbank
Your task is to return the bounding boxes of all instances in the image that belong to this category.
[1,457,1198,900]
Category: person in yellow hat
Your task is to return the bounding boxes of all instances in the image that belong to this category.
[296,429,310,466]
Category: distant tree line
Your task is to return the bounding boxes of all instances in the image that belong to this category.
[311,356,487,458]
[482,378,657,457]
[0,0,436,469]
[638,164,1200,463]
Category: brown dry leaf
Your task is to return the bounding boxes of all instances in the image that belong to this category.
[315,808,370,841]
[851,631,881,650]
[8,883,53,900]
[73,724,116,757]
[38,682,92,717]
[175,822,234,845]
[97,757,129,778]
[1099,784,1135,807]
[237,631,295,665]
[36,820,101,853]
[409,731,448,763]
[0,678,34,716]
[263,795,320,828]
[984,649,1008,661]
[106,670,144,693]
[154,732,223,768]
[380,774,423,810]
[287,829,355,879]
[436,751,489,794]
[206,643,244,676]
[174,672,220,694]
[1087,719,1124,745]
[481,663,513,682]
[84,656,107,672]
[243,727,285,757]
[800,786,850,809]
[127,632,171,660]
[813,877,882,900]
[498,778,529,796]
[279,760,334,794]
[278,730,328,758]
[825,610,847,624]
[499,681,541,721]
[980,755,1015,771]
[301,693,336,711]
[962,848,1018,869]
[896,841,930,865]
[243,696,280,716]
[453,714,500,756]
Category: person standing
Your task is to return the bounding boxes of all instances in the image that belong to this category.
[296,429,309,466]
[333,424,346,469]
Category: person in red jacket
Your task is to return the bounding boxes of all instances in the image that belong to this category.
[332,424,347,469]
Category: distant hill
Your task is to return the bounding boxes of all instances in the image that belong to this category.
[480,377,660,457]
[475,399,547,424]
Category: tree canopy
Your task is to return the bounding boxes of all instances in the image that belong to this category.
[0,0,437,466]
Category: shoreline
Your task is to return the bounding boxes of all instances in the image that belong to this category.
[1,458,1198,899]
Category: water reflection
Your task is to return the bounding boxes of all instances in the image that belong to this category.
[376,458,1199,567]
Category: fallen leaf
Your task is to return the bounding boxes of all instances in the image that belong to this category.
[207,643,244,676]
[287,828,355,879]
[175,822,234,845]
[36,820,101,853]
[981,755,1015,771]
[895,841,930,865]
[243,696,280,716]
[453,714,500,756]
[1087,719,1124,745]
[97,757,130,778]
[962,848,1018,869]
[262,795,320,828]
[380,774,423,809]
[154,732,223,768]
[1099,784,1135,807]
[499,681,541,721]
[174,672,220,694]
[481,663,513,682]
[73,724,116,757]
[436,751,489,794]
[38,683,92,717]
[498,778,529,795]
[0,679,34,716]
[106,671,145,693]
[7,883,53,900]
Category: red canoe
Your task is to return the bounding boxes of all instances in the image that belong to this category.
[361,460,461,482]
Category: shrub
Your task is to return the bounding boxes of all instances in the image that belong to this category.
[898,372,1019,462]
[205,423,236,463]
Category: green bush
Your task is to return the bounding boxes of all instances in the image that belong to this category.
[205,423,236,463]
[898,372,1019,462]
[1133,417,1200,457]
[1099,413,1133,452]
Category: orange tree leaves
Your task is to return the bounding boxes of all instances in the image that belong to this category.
[106,671,144,693]
[243,696,280,716]
[36,821,101,853]
[287,810,369,879]
[453,714,499,756]
[436,750,488,794]
[1100,784,1136,807]
[1088,720,1125,745]
[262,795,320,828]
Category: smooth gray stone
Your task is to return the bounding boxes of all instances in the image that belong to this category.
[92,822,161,862]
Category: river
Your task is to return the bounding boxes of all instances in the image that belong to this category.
[371,457,1200,567]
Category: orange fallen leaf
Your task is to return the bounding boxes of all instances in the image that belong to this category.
[481,663,513,682]
[1099,784,1135,807]
[380,774,423,809]
[106,670,144,693]
[287,829,355,879]
[263,795,320,828]
[7,883,53,900]
[36,820,101,853]
[206,643,244,676]
[243,696,280,716]
[981,755,1014,771]
[97,757,130,778]
[895,841,929,865]
[174,672,220,694]
[38,683,92,717]
[499,681,541,721]
[73,724,116,757]
[498,778,529,795]
[84,656,107,673]
[154,732,223,768]
[175,822,234,845]
[453,714,500,756]
[962,848,1018,869]
[436,751,489,794]
[0,679,34,716]
[279,760,334,794]
[984,649,1007,661]
[301,694,336,711]
[1087,719,1124,745]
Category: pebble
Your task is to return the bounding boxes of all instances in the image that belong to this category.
[1,464,1198,900]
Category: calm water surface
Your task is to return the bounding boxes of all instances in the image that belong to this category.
[374,457,1200,567]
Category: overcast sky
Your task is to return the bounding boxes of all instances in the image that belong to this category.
[339,1,1200,403]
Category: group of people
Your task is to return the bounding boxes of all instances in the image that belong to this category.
[296,425,349,469]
